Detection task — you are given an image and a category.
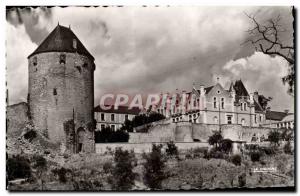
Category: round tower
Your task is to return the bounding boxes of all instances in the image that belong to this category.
[27,24,95,153]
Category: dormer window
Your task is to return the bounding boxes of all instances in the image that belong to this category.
[73,39,77,49]
[33,56,37,66]
[60,54,66,64]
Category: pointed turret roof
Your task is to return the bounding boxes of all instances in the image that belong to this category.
[28,24,94,60]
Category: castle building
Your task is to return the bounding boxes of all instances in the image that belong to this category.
[153,80,270,127]
[264,110,294,129]
[27,24,95,153]
[94,105,141,131]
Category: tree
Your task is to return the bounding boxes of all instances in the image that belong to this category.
[165,141,178,157]
[208,132,223,148]
[245,10,294,94]
[111,147,136,190]
[143,144,167,190]
[95,126,129,143]
[268,130,281,146]
[219,139,233,154]
[7,155,31,181]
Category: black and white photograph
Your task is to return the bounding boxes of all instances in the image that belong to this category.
[5,5,295,191]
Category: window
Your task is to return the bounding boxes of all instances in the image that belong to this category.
[101,124,105,130]
[73,39,77,49]
[244,103,247,111]
[213,116,218,124]
[240,103,243,111]
[259,115,262,122]
[241,118,245,126]
[125,114,128,121]
[60,54,66,64]
[101,113,105,121]
[111,114,115,122]
[33,56,37,66]
[189,115,192,122]
[111,125,115,131]
[53,88,57,95]
[254,115,257,123]
[173,118,175,122]
[227,115,232,124]
[213,97,217,108]
[221,98,224,109]
[217,90,220,94]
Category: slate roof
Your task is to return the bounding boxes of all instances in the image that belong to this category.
[233,80,249,97]
[266,110,288,121]
[94,105,141,115]
[28,24,94,60]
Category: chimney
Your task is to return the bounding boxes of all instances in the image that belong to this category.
[249,93,254,104]
[253,91,259,101]
[200,85,205,96]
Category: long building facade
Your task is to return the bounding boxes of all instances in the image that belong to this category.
[152,80,271,127]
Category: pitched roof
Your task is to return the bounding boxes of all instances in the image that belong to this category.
[266,110,288,121]
[28,24,94,60]
[233,80,249,97]
[94,105,141,115]
[204,86,214,94]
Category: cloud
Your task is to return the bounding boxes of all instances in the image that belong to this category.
[6,22,37,104]
[6,6,294,112]
[222,52,293,111]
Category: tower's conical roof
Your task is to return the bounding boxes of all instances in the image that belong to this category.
[28,24,94,60]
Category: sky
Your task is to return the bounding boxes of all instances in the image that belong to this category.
[6,6,294,111]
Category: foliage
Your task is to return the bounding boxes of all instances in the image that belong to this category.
[268,130,281,146]
[103,161,113,174]
[219,139,233,154]
[51,167,71,183]
[238,173,246,187]
[122,112,166,132]
[143,144,167,190]
[192,147,208,159]
[208,132,223,147]
[111,147,136,191]
[32,155,47,190]
[165,141,178,157]
[7,155,31,181]
[250,151,262,162]
[207,147,225,159]
[260,146,276,155]
[230,154,242,166]
[95,127,129,143]
[281,128,293,141]
[284,141,293,155]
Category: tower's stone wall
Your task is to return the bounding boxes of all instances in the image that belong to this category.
[28,52,95,153]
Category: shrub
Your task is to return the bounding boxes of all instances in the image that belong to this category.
[192,147,208,159]
[52,167,71,183]
[219,139,233,154]
[7,155,31,181]
[111,147,136,190]
[95,127,129,143]
[284,142,292,154]
[103,161,113,174]
[32,155,47,190]
[230,154,242,166]
[238,173,246,187]
[166,141,178,157]
[268,130,281,146]
[260,146,276,155]
[250,151,261,162]
[208,132,223,147]
[207,147,224,159]
[143,144,167,190]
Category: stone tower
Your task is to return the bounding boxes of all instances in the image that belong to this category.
[27,24,95,153]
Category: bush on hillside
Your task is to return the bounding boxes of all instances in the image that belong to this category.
[166,141,178,157]
[219,139,233,154]
[143,144,167,190]
[230,154,242,166]
[111,147,136,191]
[7,155,31,181]
[250,151,262,162]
